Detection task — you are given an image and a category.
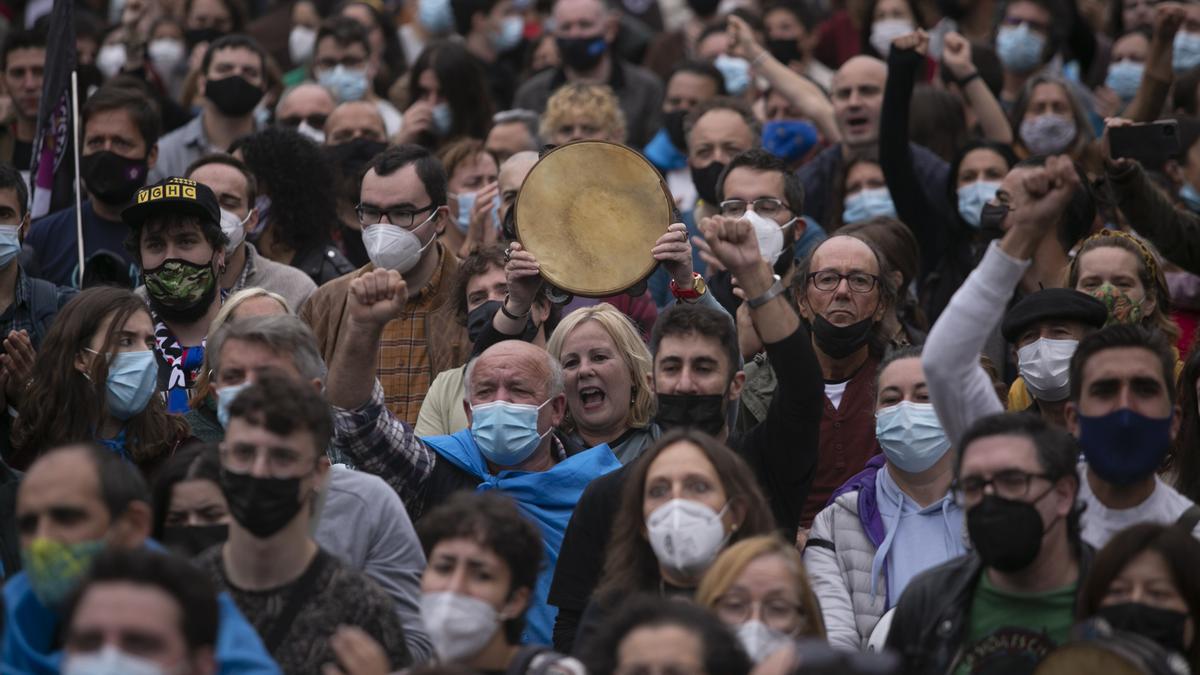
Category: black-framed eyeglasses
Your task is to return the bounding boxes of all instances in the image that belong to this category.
[356,202,437,228]
[807,270,879,293]
[719,198,790,219]
[952,470,1052,503]
[278,113,328,130]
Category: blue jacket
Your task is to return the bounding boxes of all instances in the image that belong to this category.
[1,546,280,675]
[424,430,621,645]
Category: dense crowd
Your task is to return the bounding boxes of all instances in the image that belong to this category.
[0,0,1195,672]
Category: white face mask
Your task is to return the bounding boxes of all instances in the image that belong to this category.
[1017,337,1078,402]
[869,18,915,58]
[362,210,438,273]
[736,620,790,664]
[289,25,317,64]
[148,38,186,72]
[421,591,500,663]
[741,209,795,266]
[219,207,251,254]
[645,498,730,579]
[97,44,126,79]
[295,120,325,144]
[62,645,174,675]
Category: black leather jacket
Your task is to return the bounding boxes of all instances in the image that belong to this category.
[292,244,355,287]
[885,545,1094,675]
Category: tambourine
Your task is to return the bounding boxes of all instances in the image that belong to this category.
[513,140,673,298]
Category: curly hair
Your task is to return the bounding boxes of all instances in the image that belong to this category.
[596,429,776,599]
[234,127,339,257]
[13,288,188,471]
[418,491,543,643]
[539,82,626,144]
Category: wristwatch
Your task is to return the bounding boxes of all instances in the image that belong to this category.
[670,273,707,302]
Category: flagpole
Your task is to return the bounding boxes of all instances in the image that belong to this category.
[70,70,84,284]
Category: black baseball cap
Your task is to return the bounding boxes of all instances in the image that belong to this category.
[1001,288,1109,343]
[121,177,220,229]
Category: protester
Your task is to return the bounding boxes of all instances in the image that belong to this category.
[452,0,523,109]
[696,535,826,662]
[804,346,964,650]
[885,413,1086,674]
[417,491,585,672]
[438,138,499,257]
[311,17,404,135]
[27,80,158,289]
[186,154,317,310]
[485,109,542,164]
[274,82,336,143]
[0,30,45,174]
[1076,522,1200,670]
[324,100,389,268]
[122,177,227,413]
[12,288,188,472]
[61,548,220,675]
[152,35,267,181]
[3,443,277,674]
[643,61,725,214]
[400,41,494,148]
[151,443,230,556]
[197,372,411,672]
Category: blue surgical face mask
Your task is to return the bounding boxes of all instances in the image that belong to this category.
[93,349,159,421]
[875,401,952,474]
[453,191,476,233]
[714,54,751,95]
[317,65,369,103]
[957,180,1001,228]
[0,224,20,269]
[1174,31,1200,73]
[216,381,251,428]
[1105,60,1144,100]
[1180,182,1200,212]
[469,398,552,467]
[492,15,523,52]
[762,120,818,163]
[418,0,455,34]
[1079,408,1173,485]
[842,187,896,224]
[996,23,1046,74]
[432,102,453,137]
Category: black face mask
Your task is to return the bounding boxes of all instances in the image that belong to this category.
[205,75,264,117]
[162,523,229,557]
[467,299,539,343]
[325,138,389,178]
[655,393,726,436]
[185,27,226,49]
[966,493,1049,573]
[811,315,874,359]
[685,0,720,18]
[219,467,308,539]
[663,109,688,151]
[691,161,726,205]
[766,39,802,65]
[81,151,149,205]
[556,35,608,72]
[1096,603,1189,655]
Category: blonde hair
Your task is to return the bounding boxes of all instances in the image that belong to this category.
[695,535,827,639]
[188,288,292,408]
[539,82,626,144]
[546,303,654,429]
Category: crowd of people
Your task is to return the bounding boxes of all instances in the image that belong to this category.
[0,0,1197,672]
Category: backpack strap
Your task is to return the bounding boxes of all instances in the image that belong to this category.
[1175,505,1200,534]
[25,278,59,345]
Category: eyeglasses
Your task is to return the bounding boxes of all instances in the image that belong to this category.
[356,202,437,227]
[952,470,1052,504]
[713,595,804,630]
[278,113,328,130]
[807,270,879,293]
[718,198,790,219]
[219,442,316,479]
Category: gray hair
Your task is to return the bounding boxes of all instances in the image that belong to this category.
[492,108,543,149]
[463,348,564,402]
[209,315,327,383]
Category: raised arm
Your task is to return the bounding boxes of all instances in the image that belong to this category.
[1125,4,1185,122]
[326,269,437,514]
[942,32,1012,144]
[727,15,840,143]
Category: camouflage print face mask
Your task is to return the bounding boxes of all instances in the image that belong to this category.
[1090,281,1145,326]
[143,258,216,308]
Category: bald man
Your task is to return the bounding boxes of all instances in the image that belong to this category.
[325,100,388,146]
[796,55,950,227]
[497,150,538,234]
[2,444,277,675]
[324,268,621,644]
[276,82,337,143]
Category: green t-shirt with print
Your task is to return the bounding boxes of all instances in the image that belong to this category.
[954,572,1077,675]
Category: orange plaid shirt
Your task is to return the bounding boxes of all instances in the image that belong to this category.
[376,257,447,425]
